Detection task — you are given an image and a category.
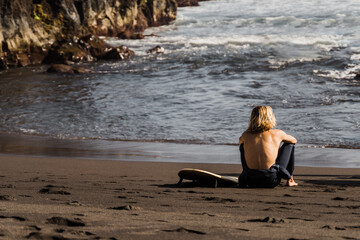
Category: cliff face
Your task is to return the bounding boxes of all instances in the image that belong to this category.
[0,0,177,69]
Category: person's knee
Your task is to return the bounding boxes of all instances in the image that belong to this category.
[281,142,295,149]
[276,142,295,164]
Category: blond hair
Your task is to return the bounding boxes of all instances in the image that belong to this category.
[247,106,276,133]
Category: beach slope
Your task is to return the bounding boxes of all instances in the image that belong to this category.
[0,155,359,239]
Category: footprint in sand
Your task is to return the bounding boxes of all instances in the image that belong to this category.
[322,225,332,229]
[334,227,346,230]
[26,232,45,239]
[0,215,26,221]
[105,181,118,184]
[46,217,85,227]
[19,195,33,198]
[73,213,85,217]
[162,227,206,235]
[248,217,285,223]
[163,189,174,193]
[29,225,41,231]
[67,201,83,206]
[0,195,16,201]
[157,220,169,223]
[323,188,336,193]
[109,205,142,211]
[140,195,154,199]
[262,201,294,206]
[283,194,293,197]
[287,238,309,240]
[332,197,349,201]
[39,185,71,195]
[190,212,215,217]
[0,184,14,188]
[202,197,236,203]
[26,232,42,239]
[26,232,67,239]
[237,228,250,232]
[286,217,315,222]
[69,230,96,236]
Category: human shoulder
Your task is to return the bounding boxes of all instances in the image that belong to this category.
[269,129,286,136]
[241,130,250,137]
[270,129,297,144]
[241,130,258,138]
[239,130,252,144]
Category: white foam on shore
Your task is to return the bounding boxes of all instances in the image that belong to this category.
[314,64,360,80]
[19,128,37,134]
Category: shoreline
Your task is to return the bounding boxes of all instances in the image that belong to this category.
[0,154,359,239]
[0,132,359,168]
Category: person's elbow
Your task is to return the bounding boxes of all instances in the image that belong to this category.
[289,137,297,144]
[284,135,297,144]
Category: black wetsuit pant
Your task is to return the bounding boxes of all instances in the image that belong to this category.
[238,143,295,188]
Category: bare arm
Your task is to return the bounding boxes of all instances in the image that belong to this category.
[281,131,297,144]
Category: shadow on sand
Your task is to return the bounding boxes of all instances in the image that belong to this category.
[298,174,360,187]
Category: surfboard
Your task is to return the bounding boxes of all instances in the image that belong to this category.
[177,168,238,188]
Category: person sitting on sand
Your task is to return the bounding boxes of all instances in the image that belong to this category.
[238,106,298,188]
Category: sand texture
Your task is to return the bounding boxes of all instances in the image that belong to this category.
[0,155,359,239]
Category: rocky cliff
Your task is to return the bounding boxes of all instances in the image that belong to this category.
[0,0,177,70]
[176,0,209,7]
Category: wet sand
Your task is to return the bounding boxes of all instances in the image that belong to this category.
[0,133,359,167]
[0,154,359,239]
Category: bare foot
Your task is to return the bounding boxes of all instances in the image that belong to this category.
[286,176,298,187]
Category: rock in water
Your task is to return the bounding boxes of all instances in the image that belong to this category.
[101,46,135,60]
[354,73,360,80]
[47,64,92,74]
[147,45,165,54]
[176,0,199,7]
[47,64,75,74]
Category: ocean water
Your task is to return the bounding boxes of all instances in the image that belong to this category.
[0,0,360,153]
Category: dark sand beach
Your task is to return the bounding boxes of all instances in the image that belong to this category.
[0,152,359,240]
[1,0,360,239]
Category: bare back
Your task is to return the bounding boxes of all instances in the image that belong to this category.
[239,129,297,170]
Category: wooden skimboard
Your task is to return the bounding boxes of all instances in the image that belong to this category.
[178,168,238,187]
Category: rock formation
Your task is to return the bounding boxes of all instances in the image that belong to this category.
[47,64,92,74]
[176,0,209,7]
[176,0,199,7]
[0,0,177,70]
[147,45,164,54]
[355,73,360,80]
